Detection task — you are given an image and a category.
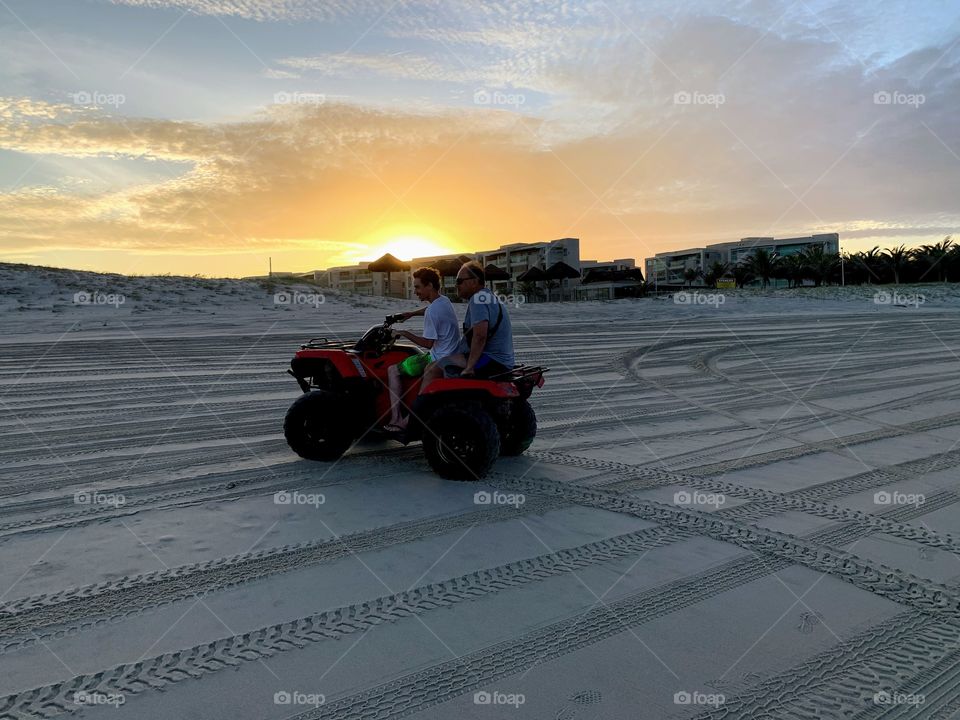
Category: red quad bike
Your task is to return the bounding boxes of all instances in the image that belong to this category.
[284,314,547,480]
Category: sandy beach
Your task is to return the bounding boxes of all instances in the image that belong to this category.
[2,267,960,719]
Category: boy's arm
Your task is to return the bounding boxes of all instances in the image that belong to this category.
[399,307,427,321]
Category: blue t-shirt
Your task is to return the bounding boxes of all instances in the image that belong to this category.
[461,288,514,367]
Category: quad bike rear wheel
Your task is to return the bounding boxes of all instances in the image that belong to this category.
[284,390,355,461]
[499,399,537,456]
[422,403,500,480]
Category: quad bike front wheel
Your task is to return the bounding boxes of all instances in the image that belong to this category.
[499,399,537,456]
[284,390,355,461]
[422,403,500,480]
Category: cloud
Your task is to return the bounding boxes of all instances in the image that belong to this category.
[1,1,959,272]
[104,0,383,22]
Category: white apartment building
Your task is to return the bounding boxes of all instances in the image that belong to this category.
[645,233,840,286]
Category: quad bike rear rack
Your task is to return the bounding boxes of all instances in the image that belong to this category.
[488,365,549,383]
[300,337,353,350]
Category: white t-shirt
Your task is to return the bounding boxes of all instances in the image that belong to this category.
[423,295,460,360]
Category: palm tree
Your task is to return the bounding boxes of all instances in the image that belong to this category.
[702,261,729,288]
[732,264,754,289]
[683,267,699,287]
[915,237,954,283]
[802,245,839,286]
[883,245,911,284]
[778,253,807,288]
[742,249,777,288]
[854,247,884,284]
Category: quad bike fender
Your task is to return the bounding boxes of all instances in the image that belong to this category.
[419,379,519,398]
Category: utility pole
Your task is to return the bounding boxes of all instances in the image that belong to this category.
[269,256,272,279]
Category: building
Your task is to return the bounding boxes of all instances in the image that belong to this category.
[645,233,840,287]
[313,263,410,297]
[644,247,723,286]
[576,258,642,300]
[313,238,642,301]
[477,238,580,284]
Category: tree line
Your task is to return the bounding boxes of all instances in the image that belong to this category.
[680,237,956,289]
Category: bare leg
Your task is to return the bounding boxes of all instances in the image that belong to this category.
[386,365,405,428]
[421,354,465,392]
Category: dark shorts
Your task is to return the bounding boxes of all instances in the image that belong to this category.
[437,353,511,379]
[473,354,510,379]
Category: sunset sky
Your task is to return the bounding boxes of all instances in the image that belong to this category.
[1,0,958,277]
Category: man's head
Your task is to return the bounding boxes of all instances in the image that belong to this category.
[412,266,441,302]
[455,261,485,300]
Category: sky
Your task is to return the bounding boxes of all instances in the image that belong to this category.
[0,0,958,278]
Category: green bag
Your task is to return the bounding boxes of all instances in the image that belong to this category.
[398,352,431,377]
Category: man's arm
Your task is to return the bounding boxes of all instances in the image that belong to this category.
[461,320,488,376]
[393,329,435,349]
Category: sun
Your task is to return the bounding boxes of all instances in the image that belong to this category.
[354,230,459,264]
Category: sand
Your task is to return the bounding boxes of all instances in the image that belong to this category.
[1,263,960,719]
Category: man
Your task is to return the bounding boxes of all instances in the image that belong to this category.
[385,266,459,431]
[432,261,514,380]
